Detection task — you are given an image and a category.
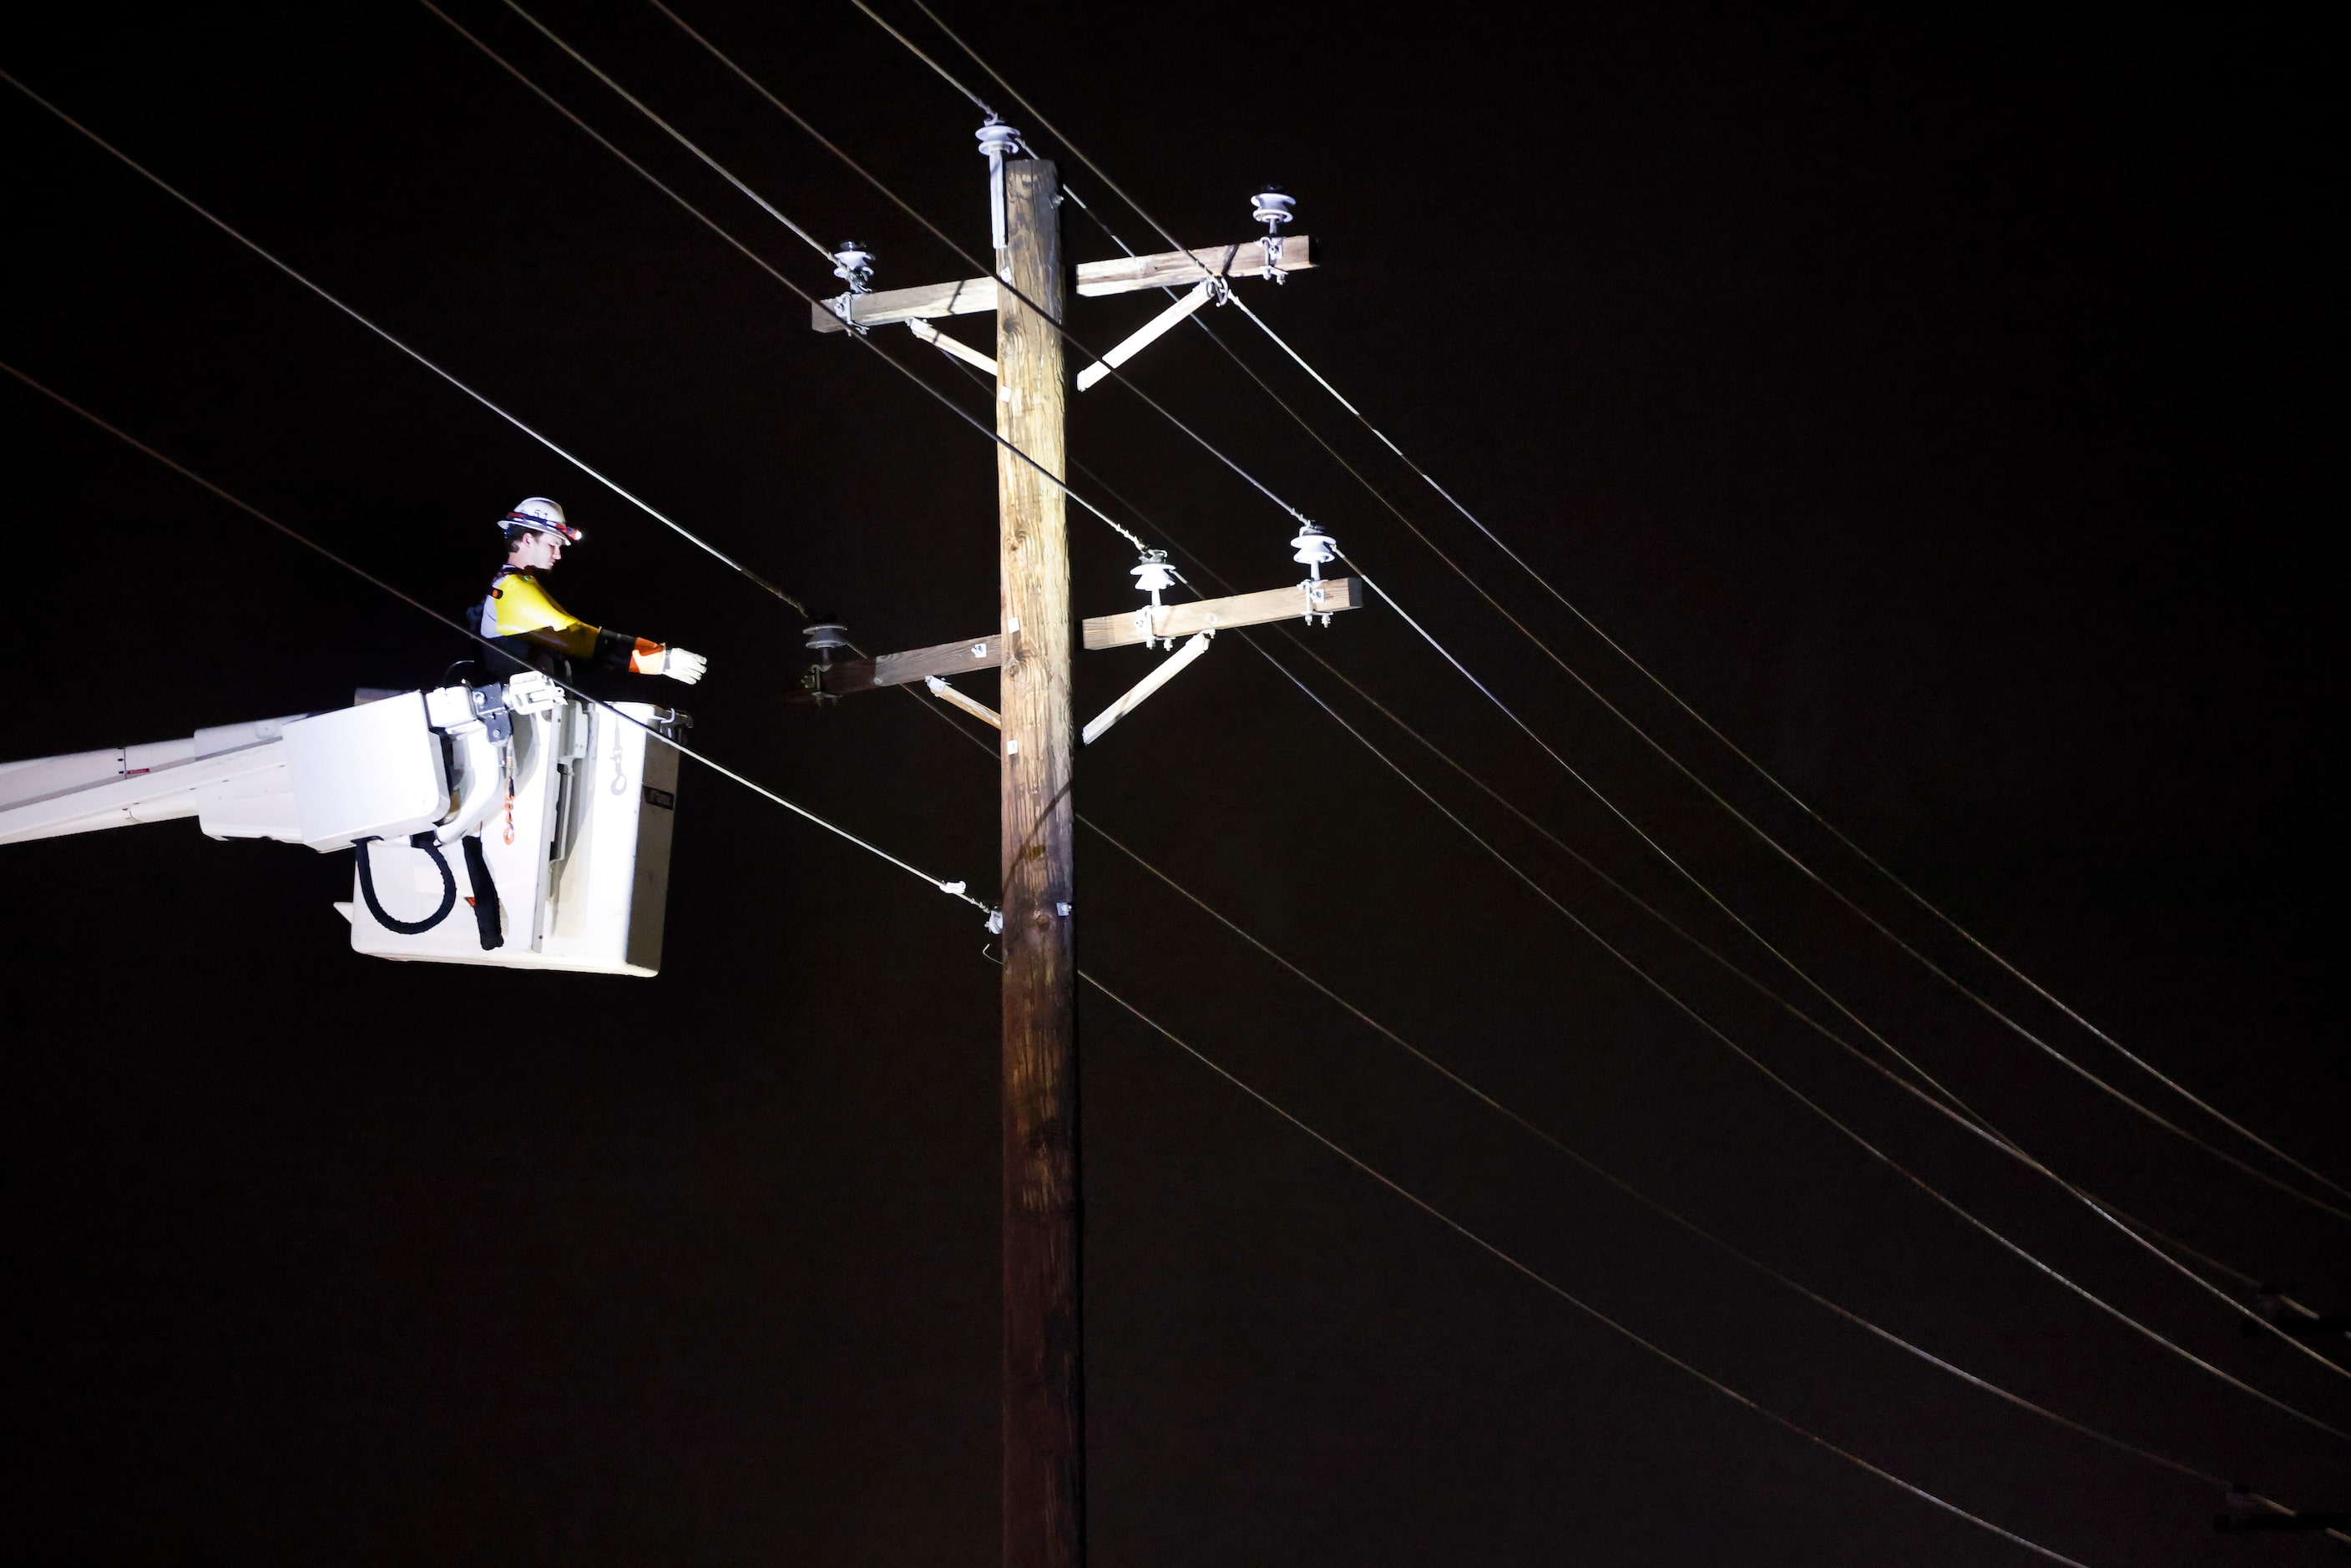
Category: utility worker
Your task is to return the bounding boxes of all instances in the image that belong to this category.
[480,498,707,686]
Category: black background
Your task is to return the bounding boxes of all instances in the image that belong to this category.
[2,3,2340,1563]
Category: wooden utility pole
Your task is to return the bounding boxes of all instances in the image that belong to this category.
[994,156,1081,1568]
[800,154,1333,1568]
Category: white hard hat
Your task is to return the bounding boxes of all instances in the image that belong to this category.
[499,496,583,543]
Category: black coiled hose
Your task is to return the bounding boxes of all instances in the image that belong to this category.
[355,833,458,934]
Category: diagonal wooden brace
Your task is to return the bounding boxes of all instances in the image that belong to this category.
[1075,281,1213,391]
[908,317,999,377]
[1082,632,1213,745]
[925,675,1003,729]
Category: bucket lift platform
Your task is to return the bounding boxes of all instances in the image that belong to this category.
[0,673,681,978]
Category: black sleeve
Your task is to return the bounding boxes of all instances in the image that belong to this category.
[592,626,640,671]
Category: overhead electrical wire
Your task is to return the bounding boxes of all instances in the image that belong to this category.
[0,331,2145,1560]
[1218,285,2351,1219]
[0,68,811,618]
[1068,469,2350,1416]
[837,360,2311,1533]
[0,357,2314,1560]
[643,0,1267,453]
[19,0,2333,1532]
[1,54,1067,932]
[0,343,2294,1556]
[842,16,2351,1413]
[692,612,2200,1554]
[856,0,2348,1219]
[599,6,2149,1251]
[1078,971,2102,1568]
[995,300,2331,1328]
[1328,499,2351,1219]
[1069,814,2348,1536]
[1078,819,2278,1490]
[650,0,2351,1394]
[867,0,2345,1212]
[1243,607,2342,1337]
[1020,377,2350,1392]
[817,18,2351,1403]
[1343,559,2351,1367]
[493,0,1327,551]
[837,0,992,117]
[903,333,2349,1391]
[21,17,2335,1545]
[55,0,2319,1431]
[409,0,1157,563]
[0,358,989,915]
[973,434,2350,1416]
[498,0,831,265]
[1246,630,2347,1435]
[1213,289,2351,1215]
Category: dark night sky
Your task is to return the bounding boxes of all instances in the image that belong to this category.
[3,3,2341,1563]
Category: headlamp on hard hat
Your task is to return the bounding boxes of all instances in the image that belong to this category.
[498,496,583,544]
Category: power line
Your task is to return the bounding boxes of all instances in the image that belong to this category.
[626,11,2268,1311]
[412,0,1154,561]
[1245,609,2343,1341]
[289,0,2351,1410]
[1341,564,2351,1368]
[915,285,2348,1393]
[606,0,1330,546]
[918,104,2261,1313]
[9,348,2311,1555]
[870,695,2237,1540]
[845,0,2351,1377]
[0,66,811,618]
[1078,970,2103,1568]
[501,0,835,260]
[1242,630,2347,1438]
[984,360,2351,1399]
[974,425,2346,1424]
[0,268,2111,1557]
[10,345,2323,1556]
[852,0,2348,1213]
[0,357,988,916]
[28,0,2334,1539]
[1077,816,2307,1498]
[1233,205,2348,1219]
[841,0,993,117]
[1227,286,2351,1211]
[1335,515,2350,1218]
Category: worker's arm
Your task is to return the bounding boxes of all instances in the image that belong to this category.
[489,574,705,683]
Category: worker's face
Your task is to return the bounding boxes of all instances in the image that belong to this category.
[509,530,564,570]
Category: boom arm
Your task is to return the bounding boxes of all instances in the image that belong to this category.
[0,716,308,846]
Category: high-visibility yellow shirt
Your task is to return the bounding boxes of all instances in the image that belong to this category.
[483,569,604,659]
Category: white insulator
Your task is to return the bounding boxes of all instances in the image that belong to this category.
[976,119,1024,251]
[831,242,874,293]
[1130,550,1179,596]
[1251,188,1296,230]
[1292,524,1337,570]
[974,119,1023,164]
